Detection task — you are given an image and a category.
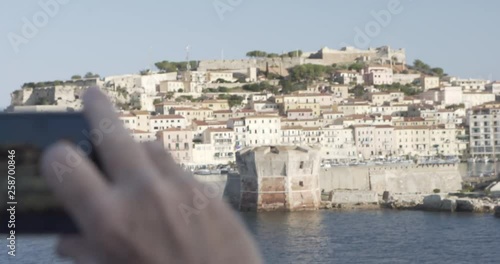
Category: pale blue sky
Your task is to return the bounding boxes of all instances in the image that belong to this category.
[1,0,499,108]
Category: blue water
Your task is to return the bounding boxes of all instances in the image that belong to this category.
[241,210,500,264]
[3,211,500,263]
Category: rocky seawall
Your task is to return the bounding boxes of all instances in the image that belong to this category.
[317,190,500,214]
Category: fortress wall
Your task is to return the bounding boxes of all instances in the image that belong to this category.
[319,167,370,192]
[369,164,462,194]
[320,164,463,195]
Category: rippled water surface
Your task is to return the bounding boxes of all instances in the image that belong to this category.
[5,210,500,263]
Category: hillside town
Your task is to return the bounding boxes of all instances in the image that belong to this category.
[7,45,500,170]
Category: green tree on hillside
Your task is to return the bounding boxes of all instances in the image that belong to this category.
[84,72,100,79]
[348,62,365,72]
[289,64,332,82]
[246,50,268,58]
[350,85,365,98]
[287,50,303,58]
[155,61,198,72]
[267,53,280,58]
[227,95,244,108]
[431,67,445,77]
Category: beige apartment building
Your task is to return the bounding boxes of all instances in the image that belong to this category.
[322,125,356,160]
[281,126,303,146]
[287,109,315,120]
[337,103,371,116]
[429,124,459,156]
[373,125,396,157]
[149,115,187,133]
[421,76,440,91]
[322,111,344,122]
[170,107,214,124]
[363,66,393,85]
[199,100,230,111]
[118,111,151,132]
[301,127,323,145]
[394,126,431,156]
[130,130,157,143]
[281,118,322,128]
[213,110,233,121]
[157,128,194,165]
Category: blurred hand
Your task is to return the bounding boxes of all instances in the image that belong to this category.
[41,88,262,264]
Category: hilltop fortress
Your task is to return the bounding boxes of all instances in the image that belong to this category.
[199,45,406,74]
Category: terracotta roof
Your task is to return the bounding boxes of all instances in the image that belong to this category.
[288,109,313,113]
[150,115,185,120]
[192,120,209,126]
[205,128,233,133]
[395,126,429,130]
[245,115,280,119]
[281,126,303,130]
[402,117,425,122]
[132,110,150,115]
[214,110,233,114]
[173,107,213,111]
[302,127,321,131]
[130,129,150,134]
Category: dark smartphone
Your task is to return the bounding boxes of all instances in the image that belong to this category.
[0,113,100,234]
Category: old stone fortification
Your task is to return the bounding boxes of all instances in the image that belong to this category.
[198,46,406,73]
[236,146,321,212]
[320,164,463,195]
[308,46,406,65]
[221,163,463,211]
[198,57,303,73]
[9,85,133,112]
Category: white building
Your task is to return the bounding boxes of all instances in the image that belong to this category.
[452,78,487,91]
[468,104,500,157]
[244,115,281,146]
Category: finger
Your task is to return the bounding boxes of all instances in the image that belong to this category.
[57,236,97,264]
[82,87,155,183]
[41,142,108,230]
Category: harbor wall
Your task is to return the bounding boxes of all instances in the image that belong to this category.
[320,164,463,195]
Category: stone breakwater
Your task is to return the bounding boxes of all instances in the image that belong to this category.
[318,191,500,214]
[385,194,500,213]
